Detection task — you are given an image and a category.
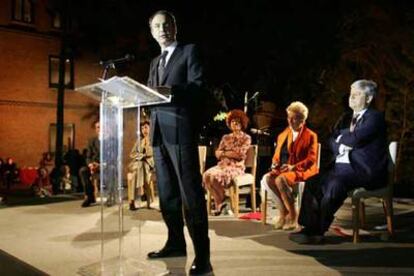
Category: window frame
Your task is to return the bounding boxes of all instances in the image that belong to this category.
[11,0,35,24]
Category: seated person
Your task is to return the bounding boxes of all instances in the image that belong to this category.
[290,79,388,244]
[4,157,19,188]
[261,101,318,230]
[60,165,73,193]
[79,120,100,207]
[2,157,20,203]
[127,121,155,210]
[39,152,54,174]
[32,167,53,197]
[0,158,4,186]
[203,109,251,216]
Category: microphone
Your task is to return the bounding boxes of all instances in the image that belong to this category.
[99,54,135,67]
[248,91,260,102]
[244,91,260,106]
[250,128,270,136]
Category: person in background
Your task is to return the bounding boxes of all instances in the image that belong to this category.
[0,158,5,203]
[261,101,318,230]
[32,167,52,197]
[290,80,388,244]
[203,109,252,216]
[145,10,212,275]
[2,157,19,203]
[79,120,100,207]
[39,152,54,175]
[127,120,155,210]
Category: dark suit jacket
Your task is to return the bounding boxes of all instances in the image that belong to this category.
[330,108,388,188]
[147,43,205,146]
[86,136,100,165]
[272,126,319,181]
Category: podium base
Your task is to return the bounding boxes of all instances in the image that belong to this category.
[78,257,169,276]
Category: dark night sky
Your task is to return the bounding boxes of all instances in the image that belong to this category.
[66,0,414,109]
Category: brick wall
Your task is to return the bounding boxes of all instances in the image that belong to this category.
[0,28,101,167]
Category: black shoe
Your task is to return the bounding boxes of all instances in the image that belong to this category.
[212,203,227,216]
[129,202,138,211]
[289,228,324,244]
[81,199,92,208]
[189,260,213,275]
[147,247,186,259]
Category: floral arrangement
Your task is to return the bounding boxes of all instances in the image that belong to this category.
[213,111,227,122]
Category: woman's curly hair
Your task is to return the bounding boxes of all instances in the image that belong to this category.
[226,109,249,130]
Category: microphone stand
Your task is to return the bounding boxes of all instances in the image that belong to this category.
[101,63,115,80]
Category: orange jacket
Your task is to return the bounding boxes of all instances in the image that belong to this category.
[272,126,319,181]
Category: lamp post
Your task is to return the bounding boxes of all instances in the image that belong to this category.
[48,0,72,193]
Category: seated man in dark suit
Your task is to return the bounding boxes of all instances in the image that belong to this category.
[290,79,388,244]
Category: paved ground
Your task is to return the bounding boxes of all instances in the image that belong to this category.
[0,195,414,275]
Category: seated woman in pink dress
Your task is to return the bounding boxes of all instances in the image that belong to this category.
[203,109,251,216]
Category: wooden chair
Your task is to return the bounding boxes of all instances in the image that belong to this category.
[207,145,258,217]
[229,145,258,217]
[198,145,207,175]
[348,141,397,243]
[261,143,321,225]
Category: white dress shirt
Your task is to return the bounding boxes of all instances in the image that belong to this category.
[335,108,367,164]
[161,41,177,67]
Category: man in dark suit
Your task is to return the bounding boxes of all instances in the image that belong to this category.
[146,10,212,275]
[79,120,100,207]
[291,79,388,244]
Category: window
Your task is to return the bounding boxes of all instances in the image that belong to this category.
[51,12,61,29]
[12,0,34,24]
[49,123,75,153]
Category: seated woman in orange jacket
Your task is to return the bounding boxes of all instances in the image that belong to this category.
[262,101,318,230]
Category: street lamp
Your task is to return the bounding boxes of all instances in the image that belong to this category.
[48,55,74,89]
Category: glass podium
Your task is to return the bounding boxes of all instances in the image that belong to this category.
[76,76,170,275]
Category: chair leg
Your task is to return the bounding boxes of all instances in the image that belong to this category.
[352,197,360,243]
[206,190,212,215]
[383,197,394,236]
[234,186,239,218]
[261,189,267,225]
[296,182,305,213]
[251,184,256,213]
[360,201,366,229]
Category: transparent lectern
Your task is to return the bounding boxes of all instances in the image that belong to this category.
[76,76,170,275]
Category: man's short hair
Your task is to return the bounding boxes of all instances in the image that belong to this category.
[351,80,377,98]
[286,101,309,121]
[148,10,176,27]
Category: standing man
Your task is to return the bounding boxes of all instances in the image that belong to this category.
[290,79,388,244]
[146,10,212,275]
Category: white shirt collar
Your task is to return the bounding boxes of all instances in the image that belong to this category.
[161,41,177,66]
[353,108,367,120]
[290,127,299,142]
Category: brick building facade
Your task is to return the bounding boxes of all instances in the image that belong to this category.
[0,0,101,167]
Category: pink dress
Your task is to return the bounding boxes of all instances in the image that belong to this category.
[204,132,251,188]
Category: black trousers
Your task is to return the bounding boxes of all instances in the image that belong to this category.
[78,166,95,200]
[153,142,210,263]
[299,164,370,235]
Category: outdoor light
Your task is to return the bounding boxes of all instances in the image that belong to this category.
[48,55,74,89]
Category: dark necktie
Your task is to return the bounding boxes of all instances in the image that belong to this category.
[158,50,168,85]
[350,114,359,132]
